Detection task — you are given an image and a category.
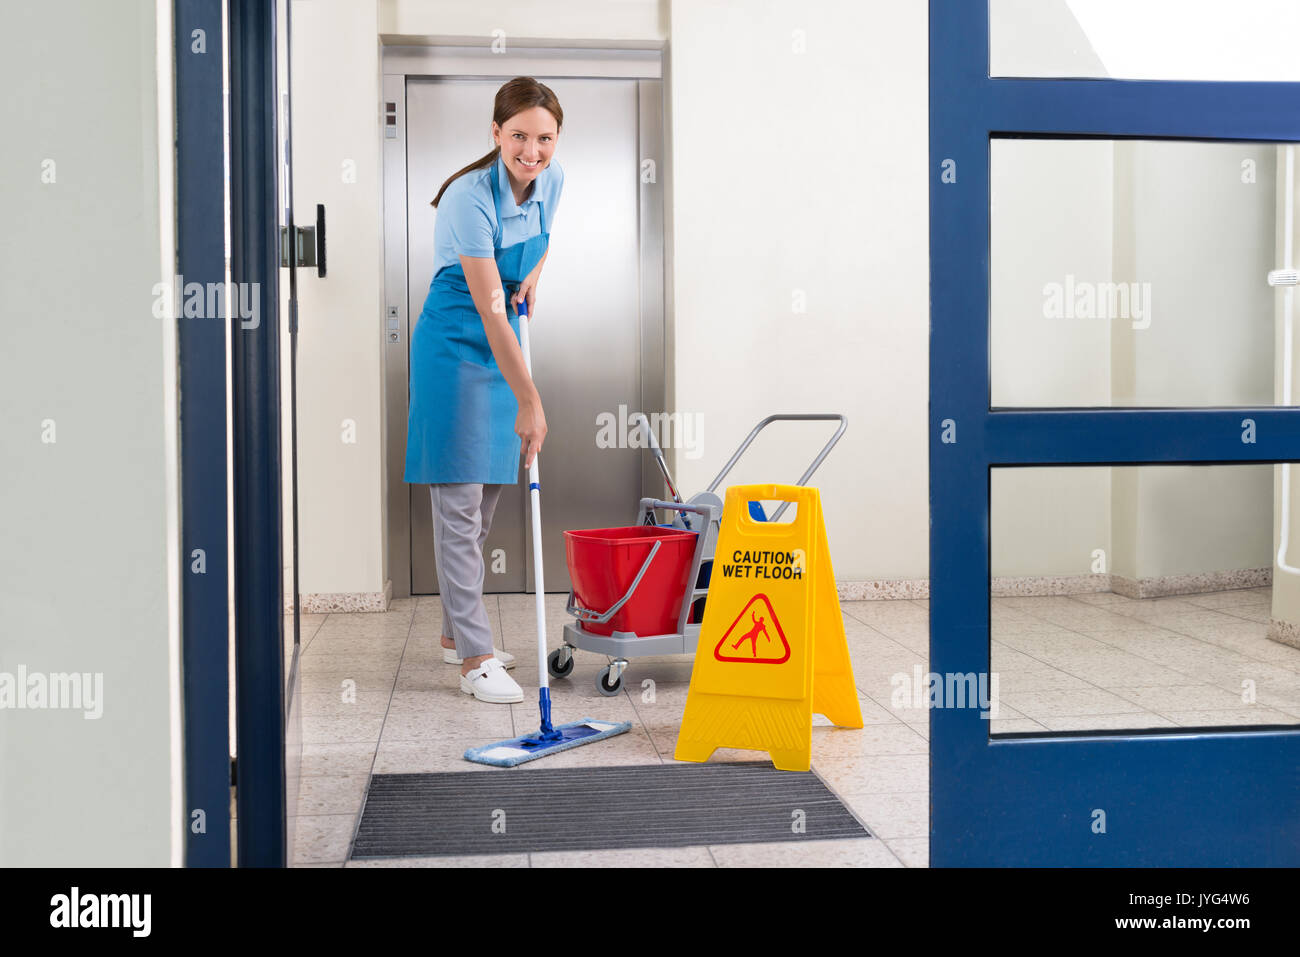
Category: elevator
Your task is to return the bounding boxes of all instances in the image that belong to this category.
[382,44,666,597]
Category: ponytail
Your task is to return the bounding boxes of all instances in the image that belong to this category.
[430,146,500,209]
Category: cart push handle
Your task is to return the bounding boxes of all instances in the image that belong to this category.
[705,413,847,522]
[638,497,713,527]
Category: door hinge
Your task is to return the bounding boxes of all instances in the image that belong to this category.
[280,224,316,268]
[280,204,327,276]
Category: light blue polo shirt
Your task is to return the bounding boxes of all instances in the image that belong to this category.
[431,153,564,280]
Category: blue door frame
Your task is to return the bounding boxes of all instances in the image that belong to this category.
[228,0,288,867]
[175,0,230,868]
[929,0,1300,865]
[176,0,288,866]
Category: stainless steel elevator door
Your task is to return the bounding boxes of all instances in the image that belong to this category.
[406,76,645,594]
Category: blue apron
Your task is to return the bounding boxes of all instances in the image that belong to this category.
[404,172,550,485]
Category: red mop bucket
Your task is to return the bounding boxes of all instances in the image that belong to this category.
[564,525,698,637]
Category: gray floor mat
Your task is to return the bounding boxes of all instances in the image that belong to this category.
[350,761,871,859]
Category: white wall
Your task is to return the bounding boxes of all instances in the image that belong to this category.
[990,140,1113,577]
[992,469,1112,578]
[989,0,1107,78]
[381,0,667,38]
[1123,141,1274,408]
[664,0,929,580]
[0,0,180,865]
[1120,141,1274,580]
[291,0,389,598]
[991,0,1300,82]
[991,140,1115,407]
[1135,466,1271,579]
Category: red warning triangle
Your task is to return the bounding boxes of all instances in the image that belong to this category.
[714,594,791,664]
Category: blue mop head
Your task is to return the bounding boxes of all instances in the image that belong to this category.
[464,719,633,767]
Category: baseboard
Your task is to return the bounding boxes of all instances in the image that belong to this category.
[1268,618,1300,649]
[992,574,1111,597]
[837,568,1273,602]
[286,579,393,614]
[838,579,929,600]
[1108,568,1271,599]
[289,574,1271,609]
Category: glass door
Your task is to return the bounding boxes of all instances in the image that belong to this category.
[930,0,1300,865]
[274,0,302,865]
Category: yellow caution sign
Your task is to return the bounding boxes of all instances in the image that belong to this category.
[674,483,862,771]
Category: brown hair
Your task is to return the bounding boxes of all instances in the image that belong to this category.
[430,76,563,208]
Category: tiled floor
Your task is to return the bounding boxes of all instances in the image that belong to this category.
[280,586,1299,867]
[989,588,1300,732]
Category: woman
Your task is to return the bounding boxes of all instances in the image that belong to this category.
[404,77,563,705]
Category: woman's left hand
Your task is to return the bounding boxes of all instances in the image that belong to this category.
[510,280,537,319]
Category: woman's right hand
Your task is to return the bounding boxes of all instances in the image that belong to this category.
[516,394,547,468]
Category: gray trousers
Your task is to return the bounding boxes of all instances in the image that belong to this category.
[430,483,505,659]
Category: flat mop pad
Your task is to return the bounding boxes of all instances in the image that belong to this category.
[464,716,633,767]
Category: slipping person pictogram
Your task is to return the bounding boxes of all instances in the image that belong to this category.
[714,594,791,664]
[731,611,770,657]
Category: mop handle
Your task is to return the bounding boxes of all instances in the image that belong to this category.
[517,299,549,690]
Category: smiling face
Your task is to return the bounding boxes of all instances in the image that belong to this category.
[493,106,559,188]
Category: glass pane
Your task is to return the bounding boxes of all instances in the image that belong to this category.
[990,0,1300,81]
[276,0,299,696]
[991,137,1300,408]
[990,464,1300,736]
[275,0,302,869]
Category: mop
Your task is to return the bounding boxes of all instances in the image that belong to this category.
[464,299,633,767]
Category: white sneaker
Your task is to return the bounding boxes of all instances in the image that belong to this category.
[442,644,516,668]
[459,657,524,704]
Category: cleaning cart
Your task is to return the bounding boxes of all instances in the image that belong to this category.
[548,413,847,695]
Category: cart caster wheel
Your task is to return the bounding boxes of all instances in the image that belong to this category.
[547,648,574,679]
[596,666,623,697]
